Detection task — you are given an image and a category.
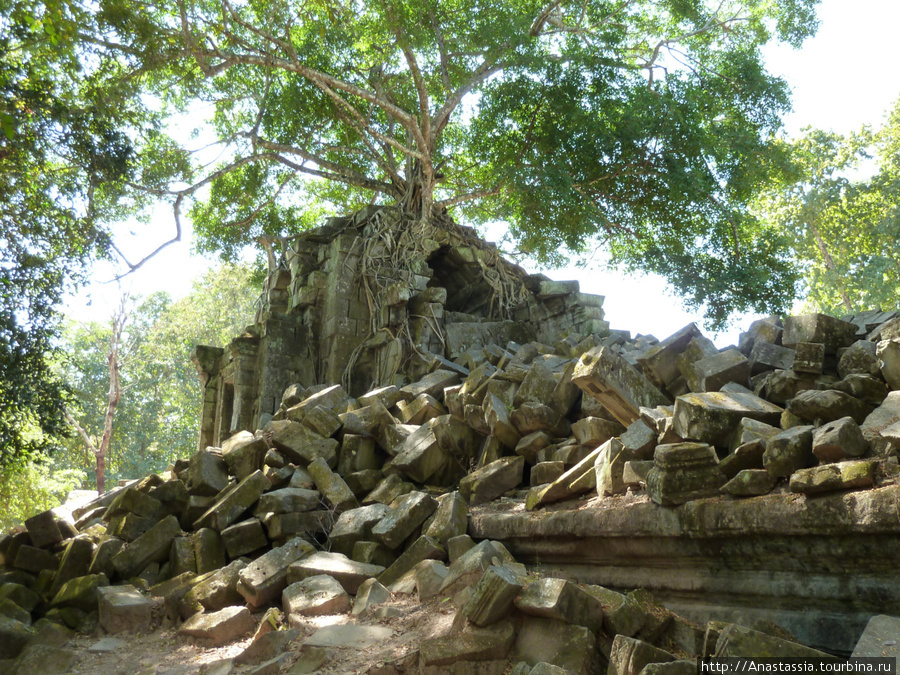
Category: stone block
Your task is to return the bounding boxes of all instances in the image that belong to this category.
[265,420,339,467]
[182,558,247,615]
[371,491,437,550]
[193,470,270,531]
[283,574,350,616]
[351,540,395,568]
[288,551,384,594]
[329,503,391,555]
[106,512,155,542]
[714,623,836,659]
[515,431,556,463]
[595,438,637,497]
[789,459,878,495]
[420,618,516,667]
[460,456,525,506]
[286,384,349,418]
[646,443,724,506]
[103,487,162,521]
[256,487,320,515]
[112,514,182,580]
[49,537,94,598]
[673,391,783,448]
[511,403,571,437]
[301,404,343,437]
[608,635,676,675]
[12,544,55,574]
[573,347,670,427]
[515,577,603,632]
[514,361,558,408]
[463,565,524,626]
[763,426,815,478]
[97,584,151,634]
[878,339,900,390]
[692,349,751,392]
[358,385,404,409]
[0,597,31,625]
[178,605,256,647]
[222,434,269,481]
[50,573,109,612]
[531,461,566,486]
[749,341,795,374]
[237,537,316,609]
[812,416,869,463]
[782,313,857,354]
[0,583,40,614]
[788,389,871,425]
[861,391,900,455]
[416,559,450,600]
[339,400,395,438]
[352,578,391,616]
[622,460,654,487]
[484,393,521,449]
[185,448,230,497]
[852,614,900,658]
[396,394,446,425]
[571,417,625,449]
[620,419,657,459]
[391,421,453,484]
[377,535,445,588]
[264,510,332,541]
[792,342,825,375]
[526,445,604,510]
[306,457,359,512]
[169,536,196,577]
[192,527,227,574]
[338,435,380,476]
[721,469,777,497]
[400,370,460,400]
[87,537,125,578]
[836,373,890,406]
[221,518,268,559]
[0,615,34,660]
[512,616,595,675]
[24,510,64,550]
[424,491,469,544]
[839,341,881,379]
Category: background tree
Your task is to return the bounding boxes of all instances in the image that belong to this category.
[0,0,191,466]
[754,98,900,314]
[86,0,819,328]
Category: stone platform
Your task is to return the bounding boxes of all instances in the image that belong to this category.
[469,483,900,654]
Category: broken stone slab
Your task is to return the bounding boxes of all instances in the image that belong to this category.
[222,433,269,482]
[50,573,109,612]
[24,510,64,550]
[48,537,94,599]
[531,461,566,486]
[237,537,316,609]
[377,535,445,588]
[607,635,676,675]
[839,340,881,378]
[371,491,437,550]
[286,384,350,419]
[0,597,31,625]
[256,487,321,515]
[282,574,351,617]
[571,417,625,449]
[836,373,890,407]
[339,400,395,438]
[391,420,453,485]
[182,559,248,616]
[510,402,571,437]
[622,460,654,488]
[0,615,33,660]
[851,614,900,658]
[338,435,381,475]
[789,460,878,495]
[328,503,390,556]
[301,404,343,438]
[358,385,404,409]
[483,393,521,449]
[573,346,670,427]
[419,618,516,668]
[97,584,151,634]
[192,527,227,574]
[721,469,777,497]
[729,417,781,452]
[185,448,230,497]
[782,313,858,354]
[515,431,556,464]
[792,341,825,375]
[193,470,270,532]
[512,616,595,675]
[463,565,524,626]
[424,491,468,544]
[103,487,162,522]
[748,341,795,375]
[459,456,525,506]
[352,577,391,616]
[178,605,256,647]
[526,445,604,510]
[416,559,450,600]
[861,391,900,455]
[287,551,385,595]
[812,416,869,463]
[234,626,302,666]
[265,420,339,468]
[620,419,657,459]
[221,518,268,559]
[513,361,558,408]
[111,514,182,580]
[787,389,871,425]
[169,536,196,577]
[595,438,637,497]
[636,323,706,390]
[878,339,900,390]
[673,391,783,448]
[106,512,155,542]
[763,426,815,479]
[306,457,359,512]
[438,539,515,599]
[714,623,837,659]
[691,349,751,393]
[646,443,725,506]
[396,393,446,425]
[515,577,604,632]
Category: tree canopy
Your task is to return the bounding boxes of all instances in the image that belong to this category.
[77,0,819,328]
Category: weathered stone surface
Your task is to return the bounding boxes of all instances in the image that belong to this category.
[24,510,64,550]
[851,615,900,658]
[483,393,521,449]
[0,583,40,614]
[10,644,77,674]
[789,460,878,495]
[513,616,595,675]
[510,403,571,437]
[256,487,320,515]
[792,341,825,375]
[878,339,900,390]
[515,431,556,464]
[221,518,268,559]
[571,417,624,449]
[222,434,269,481]
[729,418,781,452]
[371,491,437,550]
[714,623,836,659]
[358,385,404,409]
[749,341,795,375]
[812,416,869,463]
[185,449,230,497]
[595,438,637,497]
[401,369,460,400]
[50,573,109,611]
[692,349,751,392]
[608,635,676,675]
[192,528,227,574]
[49,537,94,598]
[352,577,391,616]
[861,391,900,455]
[788,389,871,425]
[839,340,881,378]
[637,324,705,390]
[763,426,815,478]
[459,456,524,506]
[0,615,33,660]
[531,461,566,486]
[415,559,449,600]
[391,421,453,484]
[526,445,603,510]
[782,313,857,354]
[103,487,162,521]
[183,559,248,615]
[420,618,516,667]
[0,597,31,625]
[178,605,256,646]
[237,537,316,609]
[573,347,670,427]
[306,457,359,512]
[286,384,349,419]
[266,420,339,467]
[515,577,603,632]
[329,503,390,555]
[287,551,384,594]
[283,574,350,616]
[377,535,445,588]
[424,491,469,544]
[620,419,657,459]
[721,469,777,497]
[194,471,269,532]
[13,544,56,574]
[97,584,151,634]
[438,539,513,598]
[235,626,301,666]
[338,435,381,475]
[647,443,724,506]
[112,514,182,579]
[514,361,558,408]
[302,404,343,438]
[264,510,332,540]
[673,391,782,447]
[718,441,766,480]
[463,565,524,626]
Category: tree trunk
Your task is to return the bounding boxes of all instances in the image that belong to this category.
[399,160,436,222]
[808,220,853,312]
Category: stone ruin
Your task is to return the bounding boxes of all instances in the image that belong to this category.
[4,207,900,673]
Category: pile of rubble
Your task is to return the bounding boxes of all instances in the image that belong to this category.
[3,308,900,674]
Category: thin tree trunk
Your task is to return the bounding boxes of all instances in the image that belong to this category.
[808,221,853,312]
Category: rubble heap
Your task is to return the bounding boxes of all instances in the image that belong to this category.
[4,211,900,672]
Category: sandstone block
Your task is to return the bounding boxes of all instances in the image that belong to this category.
[526,445,604,510]
[878,339,900,390]
[97,584,151,634]
[812,416,869,463]
[287,551,384,594]
[715,623,836,659]
[515,577,603,632]
[306,457,359,512]
[283,574,350,616]
[266,420,339,467]
[787,389,871,425]
[571,417,625,448]
[112,514,182,580]
[838,341,880,378]
[352,577,391,616]
[192,527,226,574]
[377,535,445,588]
[763,426,815,478]
[301,404,343,437]
[861,391,900,455]
[256,487,320,515]
[852,615,900,658]
[193,470,270,531]
[595,438,636,497]
[178,605,255,646]
[484,393,521,449]
[673,391,782,447]
[636,323,706,390]
[608,635,676,675]
[420,618,516,667]
[221,518,268,559]
[782,313,857,354]
[512,616,595,675]
[329,503,390,555]
[515,431,556,464]
[371,491,437,550]
[222,434,269,481]
[185,449,230,497]
[514,361,558,408]
[13,545,56,574]
[789,459,878,495]
[237,537,316,609]
[749,341,795,375]
[460,456,525,506]
[646,443,724,506]
[391,421,452,484]
[531,461,566,486]
[721,469,777,497]
[50,573,109,612]
[463,565,524,627]
[692,349,751,392]
[424,491,469,544]
[182,559,247,615]
[24,510,64,550]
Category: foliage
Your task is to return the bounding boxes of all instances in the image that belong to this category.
[79,0,820,328]
[0,0,191,465]
[753,98,900,314]
[0,457,86,532]
[60,264,260,487]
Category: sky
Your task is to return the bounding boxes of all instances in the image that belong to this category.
[65,0,900,346]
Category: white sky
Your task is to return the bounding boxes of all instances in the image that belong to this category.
[64,0,900,346]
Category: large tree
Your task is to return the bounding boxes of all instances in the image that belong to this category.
[89,0,819,327]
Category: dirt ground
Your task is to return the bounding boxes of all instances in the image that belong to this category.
[62,592,459,675]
